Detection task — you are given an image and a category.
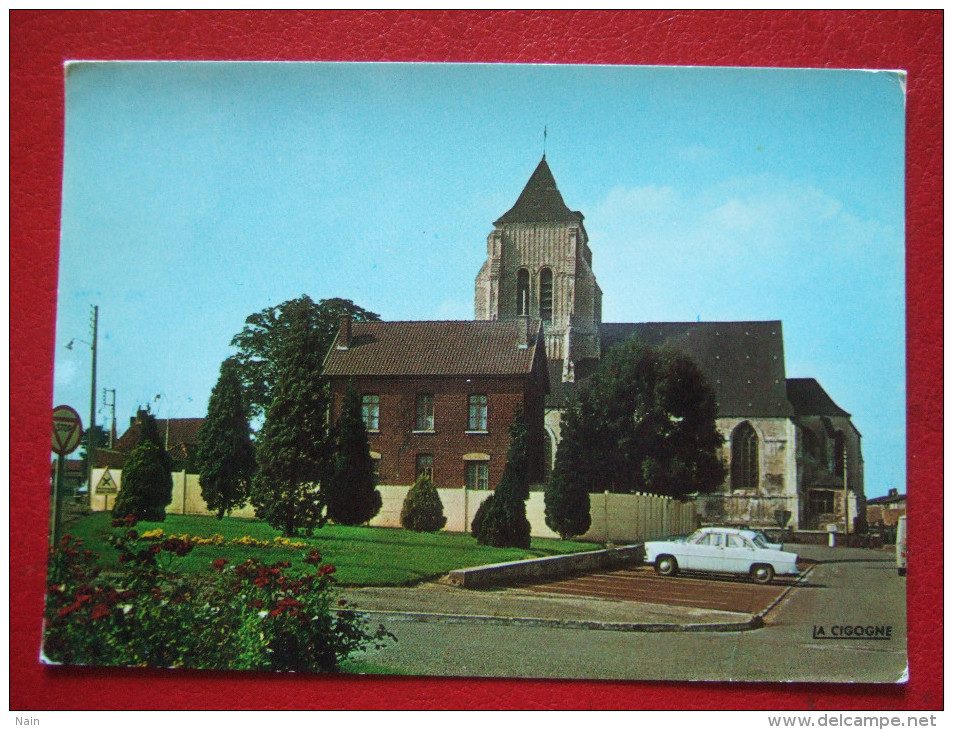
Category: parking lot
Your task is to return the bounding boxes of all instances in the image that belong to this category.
[518,562,813,615]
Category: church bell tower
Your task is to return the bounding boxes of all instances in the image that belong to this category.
[475,156,602,377]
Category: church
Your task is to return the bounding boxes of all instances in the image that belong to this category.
[474,156,864,531]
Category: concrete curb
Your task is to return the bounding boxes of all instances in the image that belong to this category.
[341,608,762,634]
[446,544,645,588]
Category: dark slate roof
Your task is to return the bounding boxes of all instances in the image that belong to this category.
[494,156,583,226]
[599,321,794,418]
[786,378,851,417]
[867,491,906,506]
[324,319,545,378]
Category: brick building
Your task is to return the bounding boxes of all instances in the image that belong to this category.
[324,317,549,491]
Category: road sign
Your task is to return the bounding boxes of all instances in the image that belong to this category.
[95,468,118,494]
[52,405,83,456]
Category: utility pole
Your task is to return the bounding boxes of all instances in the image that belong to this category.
[67,305,98,507]
[103,388,116,448]
[88,305,98,505]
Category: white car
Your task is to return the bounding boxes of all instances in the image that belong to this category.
[644,527,799,584]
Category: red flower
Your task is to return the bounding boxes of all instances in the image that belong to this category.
[276,598,302,608]
[249,599,264,609]
[303,549,322,565]
[90,603,110,621]
[212,558,229,572]
[126,530,139,540]
[56,602,81,618]
[338,599,348,607]
[318,564,336,576]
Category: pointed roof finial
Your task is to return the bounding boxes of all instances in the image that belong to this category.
[543,125,547,159]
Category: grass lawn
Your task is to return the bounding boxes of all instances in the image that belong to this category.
[64,512,601,586]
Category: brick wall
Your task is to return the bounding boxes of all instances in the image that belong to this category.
[329,373,546,490]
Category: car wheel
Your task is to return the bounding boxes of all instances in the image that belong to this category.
[750,564,775,584]
[655,555,679,577]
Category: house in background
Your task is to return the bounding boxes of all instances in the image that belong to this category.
[324,316,549,491]
[866,488,906,527]
[95,408,204,472]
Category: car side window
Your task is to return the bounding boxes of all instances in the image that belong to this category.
[711,534,725,547]
[692,533,711,545]
[727,535,745,548]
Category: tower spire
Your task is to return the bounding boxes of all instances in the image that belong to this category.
[543,125,547,158]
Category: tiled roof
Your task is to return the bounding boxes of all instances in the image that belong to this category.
[324,319,544,378]
[494,157,583,226]
[113,417,206,453]
[786,378,850,417]
[600,321,794,418]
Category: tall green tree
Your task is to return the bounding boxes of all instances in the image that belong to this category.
[112,411,173,521]
[230,295,380,422]
[250,299,335,536]
[196,358,257,519]
[471,408,532,548]
[557,339,724,499]
[543,397,593,539]
[326,386,382,526]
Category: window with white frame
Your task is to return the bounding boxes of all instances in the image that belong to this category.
[415,393,434,431]
[468,394,488,431]
[465,462,489,491]
[361,394,380,431]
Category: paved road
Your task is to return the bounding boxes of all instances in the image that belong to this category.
[517,564,804,614]
[349,545,906,682]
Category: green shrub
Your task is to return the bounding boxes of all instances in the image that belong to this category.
[112,441,172,522]
[400,474,447,532]
[471,409,531,548]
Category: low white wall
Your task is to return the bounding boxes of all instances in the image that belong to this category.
[372,485,696,543]
[90,469,696,544]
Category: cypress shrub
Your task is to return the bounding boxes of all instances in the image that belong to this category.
[400,474,447,532]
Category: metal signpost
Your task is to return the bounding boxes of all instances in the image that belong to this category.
[51,405,83,546]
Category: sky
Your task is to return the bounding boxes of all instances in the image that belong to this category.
[53,62,906,497]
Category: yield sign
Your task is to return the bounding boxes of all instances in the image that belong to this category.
[52,405,83,456]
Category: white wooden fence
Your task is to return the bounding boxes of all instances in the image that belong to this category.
[89,468,696,544]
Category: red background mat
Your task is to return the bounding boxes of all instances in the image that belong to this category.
[11,10,942,710]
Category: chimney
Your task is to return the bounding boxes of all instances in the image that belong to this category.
[337,315,352,350]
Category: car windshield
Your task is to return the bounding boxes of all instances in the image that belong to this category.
[751,534,770,548]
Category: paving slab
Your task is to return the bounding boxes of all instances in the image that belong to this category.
[339,580,755,632]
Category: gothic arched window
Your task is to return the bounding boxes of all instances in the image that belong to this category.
[539,268,553,322]
[833,430,846,480]
[731,422,759,491]
[516,268,530,316]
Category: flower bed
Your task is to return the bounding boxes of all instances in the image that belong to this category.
[42,516,394,672]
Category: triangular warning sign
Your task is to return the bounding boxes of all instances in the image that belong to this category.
[96,469,118,494]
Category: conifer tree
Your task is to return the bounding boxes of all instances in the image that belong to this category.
[544,397,593,539]
[112,411,173,522]
[250,299,334,536]
[326,386,382,526]
[471,408,532,548]
[400,473,447,533]
[196,357,256,519]
[552,339,724,499]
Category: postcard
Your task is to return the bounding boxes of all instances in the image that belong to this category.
[46,62,906,682]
